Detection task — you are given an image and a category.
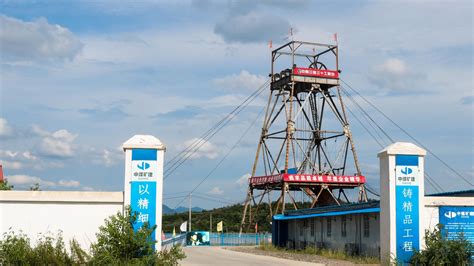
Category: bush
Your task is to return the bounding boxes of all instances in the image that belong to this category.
[0,231,32,265]
[0,179,14,190]
[90,206,185,265]
[0,231,76,265]
[410,224,473,265]
[0,207,185,265]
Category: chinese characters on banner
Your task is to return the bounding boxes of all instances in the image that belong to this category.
[439,206,474,260]
[130,149,158,243]
[395,155,420,264]
[131,181,156,232]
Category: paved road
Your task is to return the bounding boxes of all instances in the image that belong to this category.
[180,246,323,266]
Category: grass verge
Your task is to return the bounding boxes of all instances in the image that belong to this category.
[258,243,380,264]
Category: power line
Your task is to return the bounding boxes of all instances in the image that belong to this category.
[164,80,268,176]
[344,100,385,148]
[365,185,380,197]
[341,79,473,187]
[164,80,269,180]
[173,105,266,209]
[165,80,268,170]
[341,87,394,143]
[341,85,443,193]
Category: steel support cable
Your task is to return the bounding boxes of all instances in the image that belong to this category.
[164,86,266,180]
[164,80,269,180]
[164,79,269,175]
[173,106,266,209]
[341,87,444,192]
[164,192,238,205]
[164,80,268,174]
[341,79,473,187]
[192,194,235,205]
[424,172,443,193]
[163,195,189,200]
[342,87,442,193]
[340,86,394,143]
[365,186,381,197]
[167,79,268,167]
[346,102,442,193]
[345,102,385,148]
[345,103,437,195]
[164,79,269,171]
[342,89,389,147]
[163,191,191,196]
[192,192,236,204]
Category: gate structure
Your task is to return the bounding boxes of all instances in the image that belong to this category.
[240,41,367,233]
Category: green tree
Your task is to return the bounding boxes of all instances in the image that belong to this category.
[0,208,185,265]
[0,179,14,190]
[90,206,185,265]
[29,182,41,191]
[0,231,32,265]
[0,231,86,265]
[410,224,472,265]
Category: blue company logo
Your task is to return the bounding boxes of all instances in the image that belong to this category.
[444,211,457,219]
[401,167,413,175]
[137,162,150,170]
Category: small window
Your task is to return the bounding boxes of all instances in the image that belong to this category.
[310,219,315,237]
[341,216,347,237]
[363,214,370,238]
[327,218,332,237]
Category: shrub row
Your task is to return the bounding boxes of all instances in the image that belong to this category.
[0,207,185,265]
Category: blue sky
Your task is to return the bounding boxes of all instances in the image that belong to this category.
[0,0,472,209]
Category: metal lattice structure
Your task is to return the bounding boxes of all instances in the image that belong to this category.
[240,41,367,233]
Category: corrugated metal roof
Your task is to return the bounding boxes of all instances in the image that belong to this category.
[273,207,380,220]
[273,201,380,220]
[427,189,474,197]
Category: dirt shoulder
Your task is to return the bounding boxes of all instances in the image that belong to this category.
[224,246,380,266]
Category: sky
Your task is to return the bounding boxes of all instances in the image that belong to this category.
[0,0,472,209]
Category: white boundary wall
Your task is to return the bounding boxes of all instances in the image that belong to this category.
[0,191,123,249]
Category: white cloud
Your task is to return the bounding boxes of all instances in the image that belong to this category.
[0,118,14,137]
[101,149,118,166]
[58,179,81,188]
[0,161,23,170]
[6,174,55,187]
[181,138,219,159]
[377,58,407,75]
[213,70,267,91]
[208,186,224,195]
[369,58,425,94]
[6,174,82,189]
[0,15,83,62]
[34,126,78,158]
[0,150,18,159]
[90,148,122,167]
[236,173,251,187]
[0,150,38,170]
[214,11,290,43]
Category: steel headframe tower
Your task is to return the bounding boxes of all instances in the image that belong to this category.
[240,40,368,233]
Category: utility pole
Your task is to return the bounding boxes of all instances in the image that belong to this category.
[210,212,212,234]
[188,193,192,232]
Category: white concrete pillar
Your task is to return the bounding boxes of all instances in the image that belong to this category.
[123,135,165,251]
[378,142,426,264]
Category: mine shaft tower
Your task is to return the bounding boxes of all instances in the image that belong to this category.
[240,40,367,233]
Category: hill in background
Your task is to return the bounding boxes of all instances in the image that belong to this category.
[162,202,313,233]
[162,204,204,215]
